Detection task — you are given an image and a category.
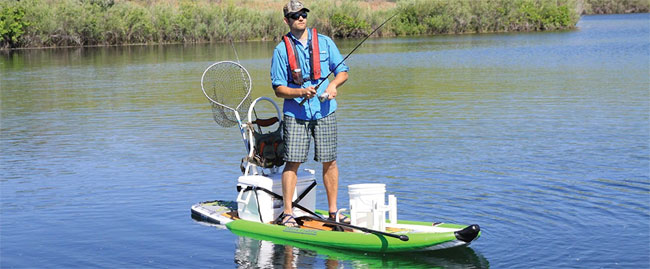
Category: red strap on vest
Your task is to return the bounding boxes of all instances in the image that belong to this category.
[283,35,303,85]
[282,28,321,84]
[310,28,321,80]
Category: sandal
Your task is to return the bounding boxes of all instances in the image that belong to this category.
[328,212,351,224]
[277,212,298,227]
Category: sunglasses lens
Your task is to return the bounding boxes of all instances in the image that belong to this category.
[290,12,307,20]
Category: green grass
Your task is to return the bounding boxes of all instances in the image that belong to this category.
[582,0,649,14]
[1,0,642,49]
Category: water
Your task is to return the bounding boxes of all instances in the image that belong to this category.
[1,14,648,268]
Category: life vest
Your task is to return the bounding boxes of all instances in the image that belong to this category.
[283,28,321,85]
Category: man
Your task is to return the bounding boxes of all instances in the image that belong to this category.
[270,0,349,227]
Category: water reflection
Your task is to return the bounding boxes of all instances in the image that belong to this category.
[2,14,648,268]
[233,234,489,268]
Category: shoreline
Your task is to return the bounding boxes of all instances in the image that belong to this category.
[1,0,647,50]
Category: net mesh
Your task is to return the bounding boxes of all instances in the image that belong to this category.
[202,62,252,127]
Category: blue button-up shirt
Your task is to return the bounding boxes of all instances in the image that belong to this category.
[271,29,349,120]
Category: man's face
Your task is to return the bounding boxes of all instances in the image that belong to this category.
[284,11,308,31]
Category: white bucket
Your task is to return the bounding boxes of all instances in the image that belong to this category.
[348,183,386,230]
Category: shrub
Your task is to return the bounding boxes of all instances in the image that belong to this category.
[2,0,589,49]
[0,3,30,48]
[330,13,370,38]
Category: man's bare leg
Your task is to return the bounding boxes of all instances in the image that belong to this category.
[322,160,339,213]
[282,162,301,215]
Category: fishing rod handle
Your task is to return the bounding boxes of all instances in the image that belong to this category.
[299,91,328,105]
[298,77,328,105]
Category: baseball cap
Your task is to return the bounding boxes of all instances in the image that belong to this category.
[283,0,310,17]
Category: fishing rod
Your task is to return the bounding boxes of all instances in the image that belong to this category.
[299,13,398,105]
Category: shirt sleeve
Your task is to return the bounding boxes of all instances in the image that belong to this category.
[326,37,350,75]
[270,46,288,88]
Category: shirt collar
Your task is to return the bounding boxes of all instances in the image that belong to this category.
[287,28,312,44]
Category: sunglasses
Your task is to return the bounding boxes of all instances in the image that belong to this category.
[286,11,308,20]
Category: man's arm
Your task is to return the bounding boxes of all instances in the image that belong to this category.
[275,69,347,100]
[324,71,348,99]
[330,71,348,88]
[273,85,317,99]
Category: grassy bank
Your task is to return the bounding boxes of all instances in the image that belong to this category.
[582,0,649,14]
[0,0,604,49]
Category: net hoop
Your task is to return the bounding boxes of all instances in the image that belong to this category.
[200,60,252,112]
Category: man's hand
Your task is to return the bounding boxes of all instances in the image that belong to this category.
[302,86,317,99]
[324,83,337,100]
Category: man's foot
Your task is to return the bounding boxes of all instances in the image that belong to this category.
[328,212,351,224]
[277,213,298,227]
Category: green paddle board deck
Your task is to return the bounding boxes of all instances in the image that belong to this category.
[191,200,480,253]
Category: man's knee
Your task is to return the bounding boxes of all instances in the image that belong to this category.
[323,160,337,167]
[284,162,302,172]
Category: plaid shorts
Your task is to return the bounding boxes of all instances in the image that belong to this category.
[283,113,337,163]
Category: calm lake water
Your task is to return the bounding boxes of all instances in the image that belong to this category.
[1,14,648,268]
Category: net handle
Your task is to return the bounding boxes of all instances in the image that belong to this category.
[200,60,253,112]
[200,60,253,155]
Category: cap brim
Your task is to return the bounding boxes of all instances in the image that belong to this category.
[285,8,310,17]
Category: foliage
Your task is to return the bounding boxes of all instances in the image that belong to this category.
[330,13,371,38]
[390,0,580,35]
[0,3,30,49]
[82,0,115,10]
[4,0,633,49]
[517,0,577,30]
[582,0,649,14]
